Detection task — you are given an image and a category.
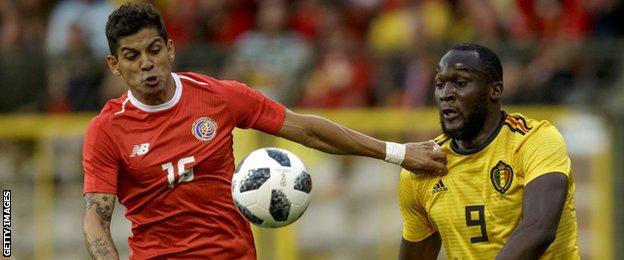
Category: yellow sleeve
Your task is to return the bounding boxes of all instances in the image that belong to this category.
[518,122,571,184]
[398,170,436,242]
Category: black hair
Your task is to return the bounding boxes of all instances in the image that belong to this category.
[105,3,168,56]
[450,43,503,83]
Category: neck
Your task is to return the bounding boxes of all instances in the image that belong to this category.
[454,109,503,150]
[134,74,175,106]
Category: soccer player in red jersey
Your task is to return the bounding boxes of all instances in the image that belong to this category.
[82,3,447,259]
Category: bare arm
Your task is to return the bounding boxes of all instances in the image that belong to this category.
[399,232,442,260]
[276,110,447,174]
[83,193,119,260]
[496,173,568,259]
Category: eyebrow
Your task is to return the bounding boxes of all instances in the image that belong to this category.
[120,38,162,53]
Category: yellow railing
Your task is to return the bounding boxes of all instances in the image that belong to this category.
[0,107,612,259]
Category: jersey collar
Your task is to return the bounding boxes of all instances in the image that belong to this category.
[127,73,182,113]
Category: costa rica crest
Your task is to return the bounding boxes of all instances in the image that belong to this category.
[192,117,217,141]
[490,160,513,194]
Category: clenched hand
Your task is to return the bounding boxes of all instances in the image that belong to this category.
[401,141,447,175]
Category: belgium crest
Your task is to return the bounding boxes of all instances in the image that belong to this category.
[489,160,513,194]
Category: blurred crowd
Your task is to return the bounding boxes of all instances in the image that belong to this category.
[1,0,624,113]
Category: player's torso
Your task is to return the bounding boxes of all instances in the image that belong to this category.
[421,113,579,259]
[104,74,255,258]
[112,75,235,206]
[426,132,524,259]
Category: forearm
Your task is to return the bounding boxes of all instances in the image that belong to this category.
[496,224,556,260]
[83,193,119,259]
[280,114,385,158]
[83,214,119,260]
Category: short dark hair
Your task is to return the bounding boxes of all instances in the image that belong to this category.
[105,3,168,56]
[450,43,503,83]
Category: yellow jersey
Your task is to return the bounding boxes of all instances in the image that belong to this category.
[398,112,579,259]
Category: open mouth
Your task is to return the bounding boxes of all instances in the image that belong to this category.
[145,76,159,87]
[441,107,458,120]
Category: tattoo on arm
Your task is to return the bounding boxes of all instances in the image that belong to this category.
[87,237,111,257]
[83,193,119,259]
[84,194,115,226]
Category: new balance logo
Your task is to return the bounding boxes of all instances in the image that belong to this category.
[432,179,448,194]
[130,143,150,157]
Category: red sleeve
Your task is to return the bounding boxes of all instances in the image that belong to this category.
[217,80,286,134]
[82,116,119,195]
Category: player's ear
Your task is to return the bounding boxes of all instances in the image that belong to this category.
[106,55,121,76]
[167,39,175,64]
[491,81,503,101]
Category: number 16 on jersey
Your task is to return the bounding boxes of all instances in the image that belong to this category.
[162,156,195,188]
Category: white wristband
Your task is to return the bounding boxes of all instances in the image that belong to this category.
[385,142,406,165]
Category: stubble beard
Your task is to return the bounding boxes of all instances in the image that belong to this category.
[441,97,488,141]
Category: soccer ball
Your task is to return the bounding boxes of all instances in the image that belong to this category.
[232,147,312,228]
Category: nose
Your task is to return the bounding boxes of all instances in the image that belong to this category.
[140,54,154,71]
[438,82,456,102]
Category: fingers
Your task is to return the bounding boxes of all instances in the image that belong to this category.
[426,140,446,165]
[428,141,447,174]
[427,160,448,175]
[401,140,448,175]
[431,140,441,152]
[430,150,447,165]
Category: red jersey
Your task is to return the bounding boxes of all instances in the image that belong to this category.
[83,72,286,259]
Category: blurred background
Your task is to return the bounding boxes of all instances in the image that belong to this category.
[0,0,622,259]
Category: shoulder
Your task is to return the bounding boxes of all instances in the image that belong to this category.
[503,112,538,135]
[176,72,246,92]
[505,112,566,151]
[84,102,122,149]
[176,72,263,107]
[506,112,562,137]
[176,72,218,88]
[90,96,127,127]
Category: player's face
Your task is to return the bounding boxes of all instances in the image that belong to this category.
[434,50,490,140]
[106,27,175,104]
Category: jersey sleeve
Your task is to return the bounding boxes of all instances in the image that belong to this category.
[517,122,571,184]
[217,80,286,134]
[82,116,119,195]
[398,170,436,242]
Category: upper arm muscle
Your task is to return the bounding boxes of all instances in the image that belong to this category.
[84,193,116,225]
[521,172,568,231]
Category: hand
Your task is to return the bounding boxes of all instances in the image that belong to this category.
[401,141,447,175]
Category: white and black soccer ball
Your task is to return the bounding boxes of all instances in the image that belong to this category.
[232,147,312,228]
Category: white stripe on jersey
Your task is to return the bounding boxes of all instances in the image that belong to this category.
[115,97,129,115]
[179,75,208,86]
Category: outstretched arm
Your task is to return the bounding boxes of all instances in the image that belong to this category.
[496,173,568,259]
[276,110,447,175]
[83,193,119,260]
[399,232,442,260]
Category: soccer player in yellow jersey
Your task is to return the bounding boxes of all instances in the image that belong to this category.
[398,43,579,259]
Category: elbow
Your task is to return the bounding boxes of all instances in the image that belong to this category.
[528,223,558,251]
[538,229,557,248]
[83,210,108,234]
[297,124,330,152]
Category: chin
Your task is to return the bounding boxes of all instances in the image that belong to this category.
[443,120,463,131]
[441,122,465,139]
